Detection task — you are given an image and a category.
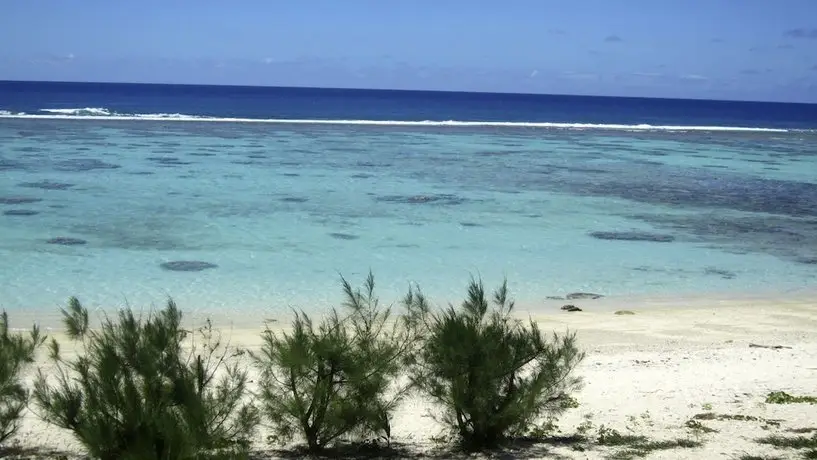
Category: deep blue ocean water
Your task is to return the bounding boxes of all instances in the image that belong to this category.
[3,80,817,129]
[1,81,816,318]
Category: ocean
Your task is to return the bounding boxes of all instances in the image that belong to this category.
[1,80,816,318]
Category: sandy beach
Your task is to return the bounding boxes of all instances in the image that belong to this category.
[8,294,817,459]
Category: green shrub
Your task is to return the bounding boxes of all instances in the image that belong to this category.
[405,278,585,451]
[0,311,45,445]
[32,297,259,460]
[766,391,817,405]
[253,273,416,452]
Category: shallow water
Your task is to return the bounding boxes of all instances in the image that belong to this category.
[1,119,816,315]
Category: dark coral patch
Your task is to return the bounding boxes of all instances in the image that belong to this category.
[0,197,43,205]
[280,197,309,203]
[0,158,25,171]
[329,233,360,240]
[19,181,75,190]
[376,194,466,206]
[54,159,121,172]
[589,231,675,243]
[3,209,39,216]
[147,157,192,166]
[47,237,87,246]
[160,260,218,272]
[566,292,604,300]
[703,267,737,279]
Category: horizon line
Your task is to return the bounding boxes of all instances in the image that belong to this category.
[2,78,815,106]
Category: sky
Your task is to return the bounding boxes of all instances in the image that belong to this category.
[1,1,816,102]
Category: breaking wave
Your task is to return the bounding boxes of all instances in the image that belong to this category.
[0,107,799,133]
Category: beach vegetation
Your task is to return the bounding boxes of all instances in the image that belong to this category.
[404,277,584,451]
[31,297,258,460]
[604,437,702,460]
[766,391,817,405]
[252,273,417,453]
[0,311,45,445]
[756,433,817,455]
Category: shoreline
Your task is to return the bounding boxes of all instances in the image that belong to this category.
[5,287,817,331]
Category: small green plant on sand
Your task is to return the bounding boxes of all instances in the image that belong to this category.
[766,391,817,405]
[0,311,45,446]
[33,298,258,460]
[596,425,701,459]
[756,432,817,458]
[253,273,417,452]
[685,419,718,441]
[405,277,585,451]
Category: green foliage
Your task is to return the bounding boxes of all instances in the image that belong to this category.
[405,277,585,451]
[606,438,701,460]
[595,425,701,459]
[766,391,817,405]
[684,419,718,435]
[756,433,817,450]
[253,273,416,452]
[756,432,817,460]
[0,311,45,445]
[32,297,259,460]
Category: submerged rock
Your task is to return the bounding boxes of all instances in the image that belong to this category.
[160,261,218,272]
[703,267,737,279]
[54,158,121,172]
[280,196,309,203]
[147,156,192,166]
[47,237,87,246]
[328,232,360,240]
[376,194,466,206]
[589,231,675,243]
[18,181,75,190]
[0,197,43,205]
[3,209,39,216]
[561,305,583,312]
[566,292,604,300]
[0,158,25,171]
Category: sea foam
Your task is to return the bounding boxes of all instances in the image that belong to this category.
[0,107,795,133]
[40,107,113,116]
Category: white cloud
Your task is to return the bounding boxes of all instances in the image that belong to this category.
[561,71,599,80]
[632,72,663,78]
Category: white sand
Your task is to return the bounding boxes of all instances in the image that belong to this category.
[9,295,817,459]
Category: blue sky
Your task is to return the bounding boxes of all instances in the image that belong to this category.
[1,1,816,102]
